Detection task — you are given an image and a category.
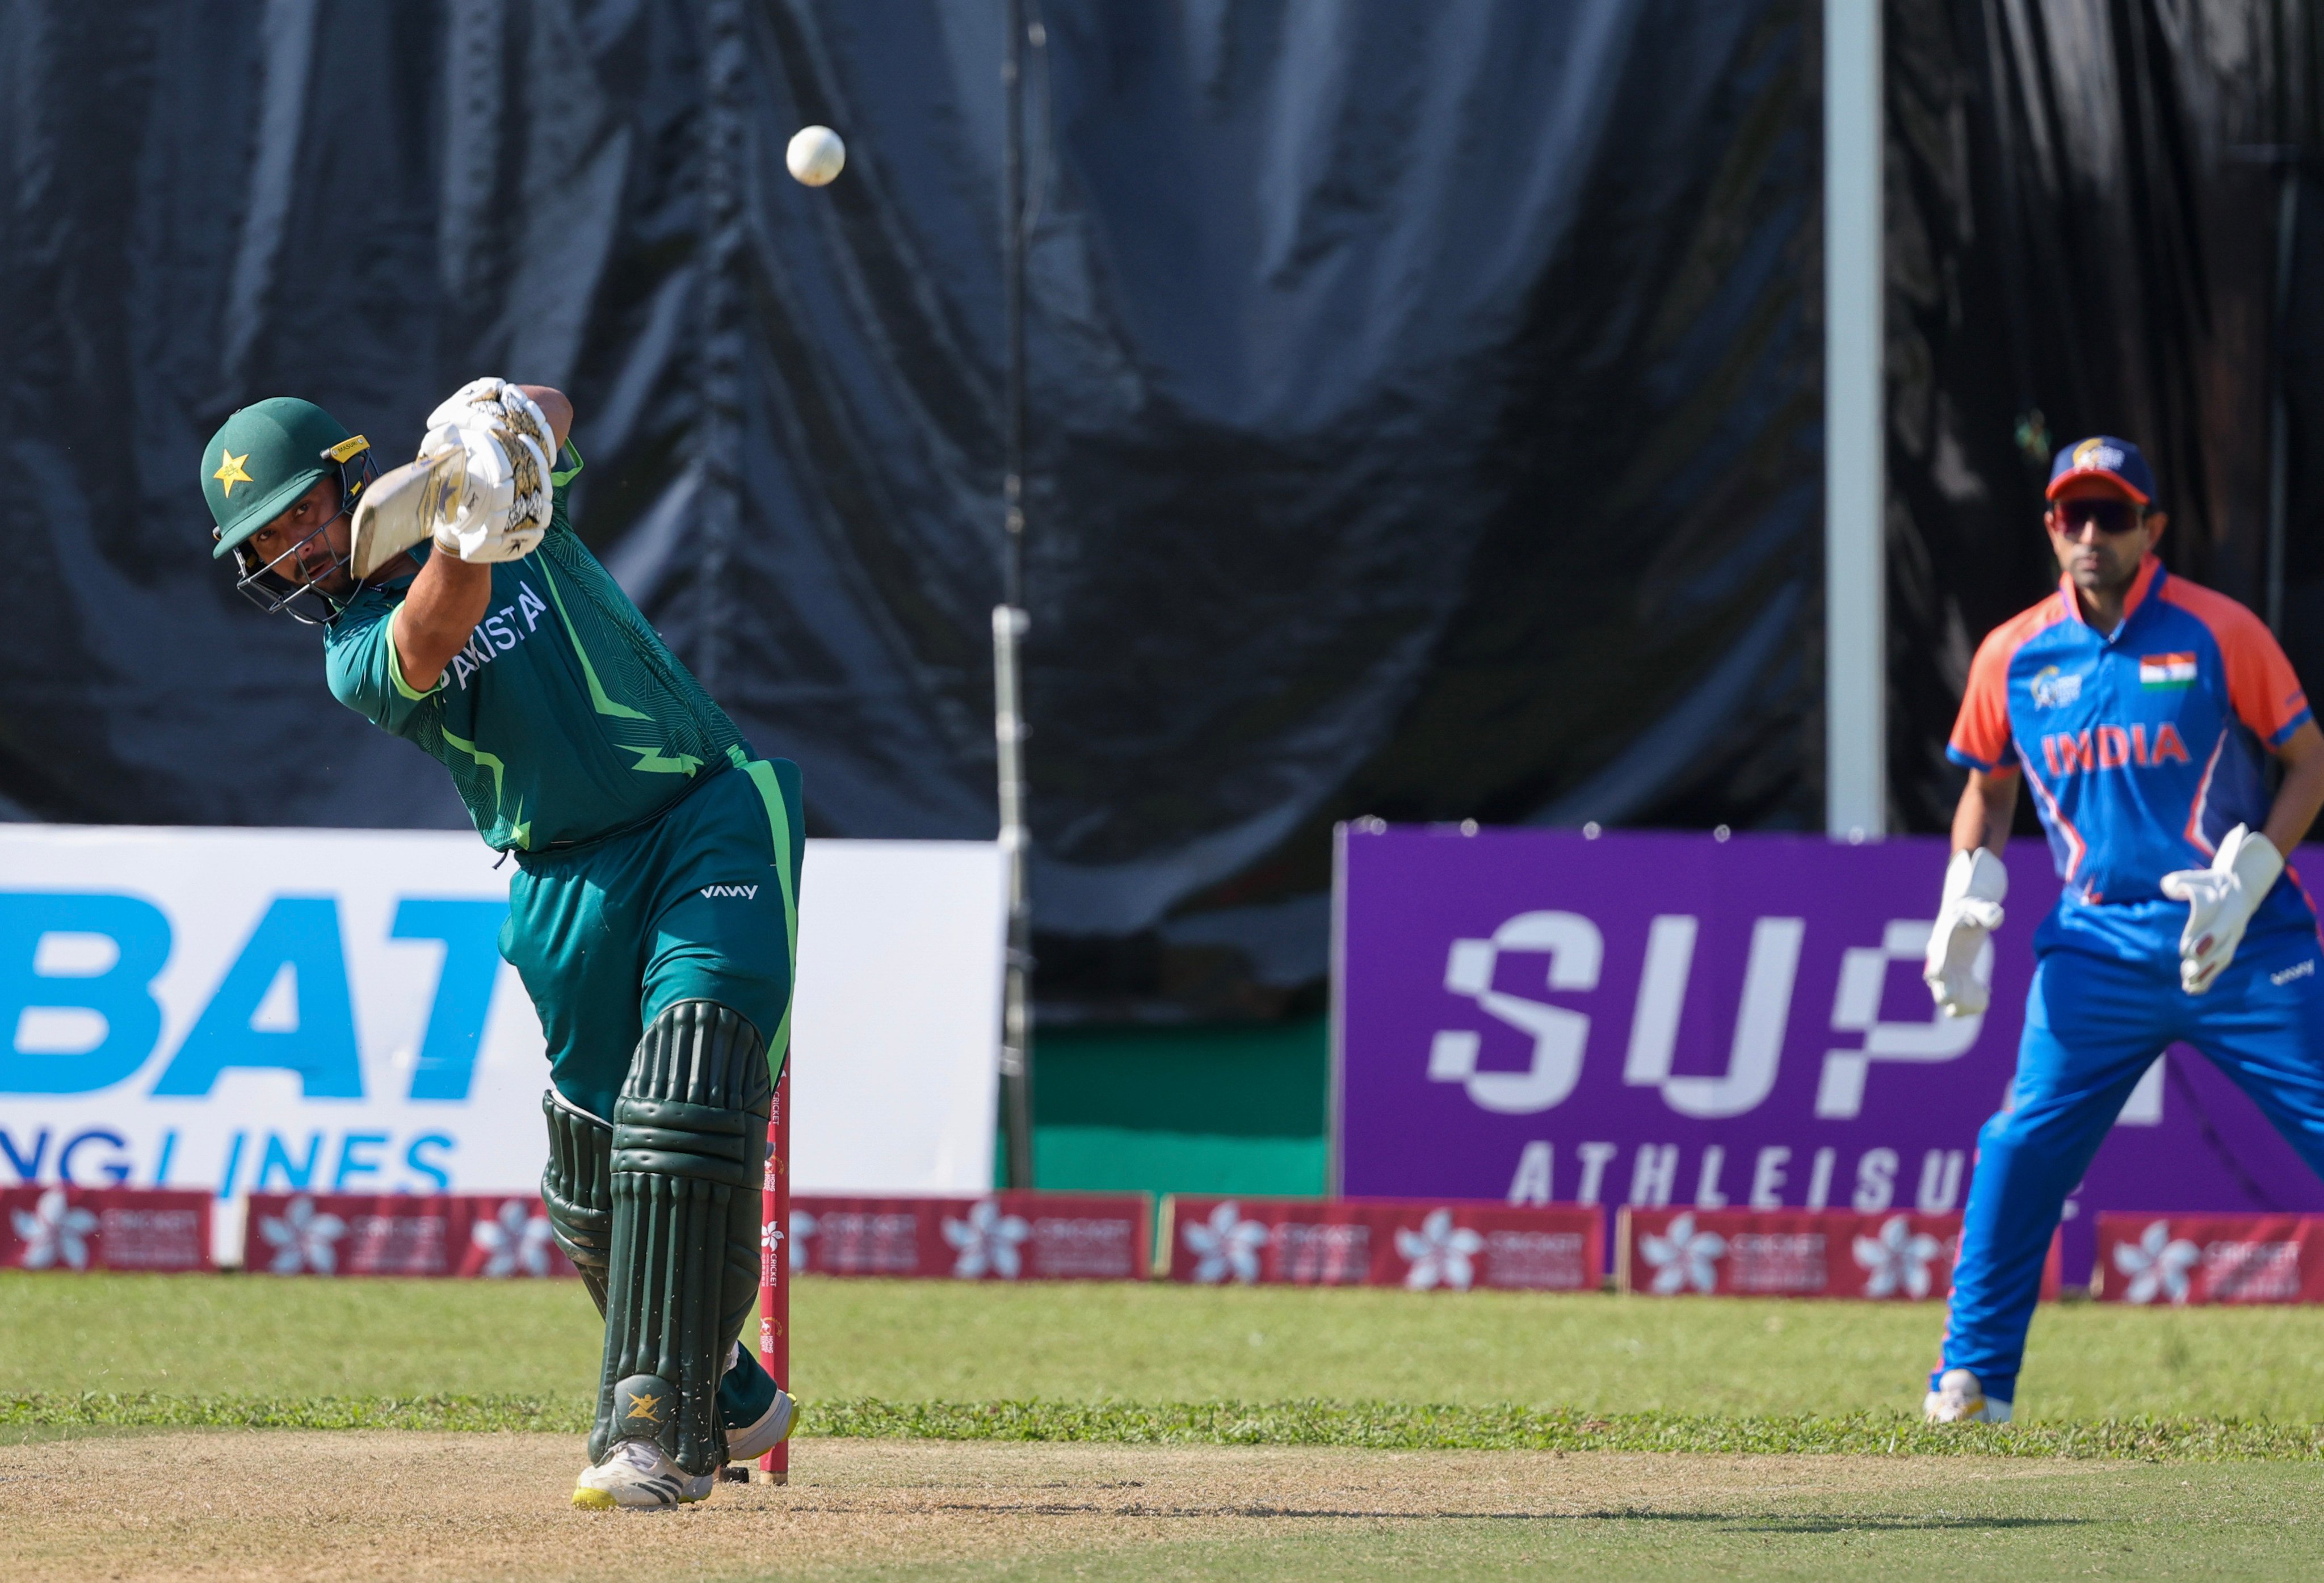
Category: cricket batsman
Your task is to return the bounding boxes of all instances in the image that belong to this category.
[1923,435,2324,1422]
[199,383,800,1506]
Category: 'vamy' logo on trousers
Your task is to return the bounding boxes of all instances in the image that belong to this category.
[699,884,759,900]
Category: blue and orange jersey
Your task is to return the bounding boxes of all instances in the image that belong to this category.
[1948,556,2315,959]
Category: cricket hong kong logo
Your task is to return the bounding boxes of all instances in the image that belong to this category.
[258,1195,348,1275]
[1640,1213,1726,1295]
[2198,1238,2304,1302]
[1396,1208,1484,1291]
[943,1199,1031,1279]
[1183,1201,1270,1284]
[469,1199,554,1278]
[2028,665,2082,709]
[2114,1220,2201,1305]
[1852,1216,1945,1299]
[11,1188,98,1270]
[1029,1215,1138,1279]
[2071,437,2126,475]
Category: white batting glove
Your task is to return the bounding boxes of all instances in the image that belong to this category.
[2161,825,2284,994]
[425,377,555,458]
[1924,848,2007,1017]
[419,377,554,564]
[422,422,549,564]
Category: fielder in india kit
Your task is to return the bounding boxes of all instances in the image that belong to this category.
[1922,436,2324,1424]
[200,383,801,1508]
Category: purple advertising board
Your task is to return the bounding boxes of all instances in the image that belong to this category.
[1333,824,2324,1284]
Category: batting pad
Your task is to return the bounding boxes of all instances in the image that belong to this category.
[540,1088,613,1314]
[591,1000,771,1475]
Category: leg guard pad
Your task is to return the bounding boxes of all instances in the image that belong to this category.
[540,1089,613,1316]
[590,1000,770,1476]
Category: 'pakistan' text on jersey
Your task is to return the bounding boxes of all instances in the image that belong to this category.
[325,453,747,851]
[1947,554,2317,961]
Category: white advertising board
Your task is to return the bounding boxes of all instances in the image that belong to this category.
[0,826,1005,1258]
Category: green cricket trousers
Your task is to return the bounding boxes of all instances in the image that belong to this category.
[502,755,802,1121]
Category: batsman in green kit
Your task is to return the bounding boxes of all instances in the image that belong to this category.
[199,381,799,1509]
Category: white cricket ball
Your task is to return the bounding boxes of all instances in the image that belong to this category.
[787,125,846,187]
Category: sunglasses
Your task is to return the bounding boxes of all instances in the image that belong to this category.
[2055,497,2142,535]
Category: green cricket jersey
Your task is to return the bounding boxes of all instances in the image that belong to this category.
[325,450,749,851]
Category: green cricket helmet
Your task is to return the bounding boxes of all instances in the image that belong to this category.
[200,397,377,622]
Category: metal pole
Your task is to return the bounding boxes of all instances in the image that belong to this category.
[994,0,1036,1190]
[2268,162,2298,634]
[1823,0,1886,840]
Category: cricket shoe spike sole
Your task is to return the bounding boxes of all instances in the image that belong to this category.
[573,1438,716,1510]
[724,1384,796,1464]
[1924,1367,2012,1424]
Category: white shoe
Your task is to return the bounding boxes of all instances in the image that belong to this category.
[1923,1367,2012,1424]
[573,1438,716,1510]
[724,1384,796,1463]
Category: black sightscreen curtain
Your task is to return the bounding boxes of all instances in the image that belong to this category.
[0,1,2313,1016]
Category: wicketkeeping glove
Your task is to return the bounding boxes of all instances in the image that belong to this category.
[2160,824,2284,994]
[1924,847,2007,1018]
[423,378,556,564]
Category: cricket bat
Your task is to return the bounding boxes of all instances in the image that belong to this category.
[348,444,469,580]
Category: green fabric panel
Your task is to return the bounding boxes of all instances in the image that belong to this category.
[1012,1019,1329,1195]
[1032,1019,1327,1138]
[1033,1126,1327,1198]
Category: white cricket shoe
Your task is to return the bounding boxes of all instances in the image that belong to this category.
[724,1383,797,1463]
[1923,1367,2012,1424]
[573,1438,716,1510]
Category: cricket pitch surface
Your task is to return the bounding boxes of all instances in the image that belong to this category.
[11,1431,2324,1581]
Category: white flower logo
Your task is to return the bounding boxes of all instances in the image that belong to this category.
[12,1188,98,1270]
[1640,1212,1726,1294]
[258,1195,347,1274]
[1852,1215,1944,1299]
[942,1199,1031,1279]
[1396,1208,1484,1291]
[758,1215,785,1280]
[786,1210,815,1273]
[470,1199,553,1278]
[1182,1200,1270,1284]
[2115,1220,2200,1305]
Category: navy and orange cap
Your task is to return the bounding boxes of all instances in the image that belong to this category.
[2046,435,2155,506]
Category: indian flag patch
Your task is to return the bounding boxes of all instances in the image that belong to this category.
[2140,652,2196,688]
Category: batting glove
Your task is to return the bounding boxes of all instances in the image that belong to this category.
[425,377,556,460]
[2161,824,2284,994]
[1924,847,2007,1018]
[421,378,554,564]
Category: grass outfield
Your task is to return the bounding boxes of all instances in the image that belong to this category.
[12,1271,2324,1437]
[12,1276,2324,1577]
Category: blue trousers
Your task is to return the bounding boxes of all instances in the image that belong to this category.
[1937,925,2324,1403]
